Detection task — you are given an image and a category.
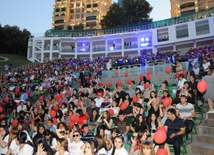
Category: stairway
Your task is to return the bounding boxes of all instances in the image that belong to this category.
[191,113,214,155]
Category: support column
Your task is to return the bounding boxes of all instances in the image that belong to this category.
[75,42,77,59]
[193,41,197,48]
[41,39,44,63]
[105,40,108,57]
[58,40,62,59]
[137,37,141,56]
[173,44,176,51]
[50,39,53,61]
[90,41,93,60]
[122,38,124,57]
[152,47,157,55]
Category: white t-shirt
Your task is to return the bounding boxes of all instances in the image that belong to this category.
[97,148,113,155]
[114,147,128,155]
[17,144,33,155]
[68,140,84,155]
[9,138,19,155]
[95,97,104,108]
[0,134,9,154]
[203,62,210,71]
[176,103,194,119]
[55,151,69,155]
[177,78,187,90]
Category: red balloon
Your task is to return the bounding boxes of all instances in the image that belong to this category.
[156,148,168,155]
[120,102,129,111]
[127,79,132,85]
[0,106,3,113]
[162,97,172,108]
[98,82,104,87]
[11,119,19,128]
[108,109,114,117]
[197,80,208,93]
[165,66,171,74]
[146,72,151,80]
[153,128,167,144]
[107,82,112,88]
[50,110,56,118]
[158,126,167,133]
[124,70,129,77]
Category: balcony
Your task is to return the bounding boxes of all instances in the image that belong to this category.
[179,0,194,5]
[46,8,214,37]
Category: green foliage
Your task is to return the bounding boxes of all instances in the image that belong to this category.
[101,3,125,29]
[0,25,31,56]
[101,0,153,28]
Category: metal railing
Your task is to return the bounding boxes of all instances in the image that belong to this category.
[45,8,214,38]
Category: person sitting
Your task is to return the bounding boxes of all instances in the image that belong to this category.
[165,108,185,155]
[97,138,113,155]
[176,94,195,135]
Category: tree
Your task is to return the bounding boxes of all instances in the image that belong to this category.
[102,0,152,28]
[101,3,125,28]
[0,25,31,56]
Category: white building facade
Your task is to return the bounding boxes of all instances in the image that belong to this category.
[27,10,214,63]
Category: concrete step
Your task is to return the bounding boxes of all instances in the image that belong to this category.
[198,125,214,135]
[194,134,214,145]
[202,119,214,127]
[191,142,214,155]
[207,112,214,120]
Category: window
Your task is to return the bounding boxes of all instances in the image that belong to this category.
[195,20,210,35]
[55,20,64,24]
[92,40,105,52]
[180,2,195,9]
[176,24,189,39]
[86,16,96,21]
[61,7,66,11]
[157,28,169,42]
[93,3,98,7]
[87,4,91,8]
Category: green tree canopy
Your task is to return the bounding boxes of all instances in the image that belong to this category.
[101,0,153,28]
[101,3,125,29]
[0,25,31,56]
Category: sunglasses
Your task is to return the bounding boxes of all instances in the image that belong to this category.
[73,134,79,137]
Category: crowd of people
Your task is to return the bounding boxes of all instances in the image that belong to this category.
[0,45,214,155]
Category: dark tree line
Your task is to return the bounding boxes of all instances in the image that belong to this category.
[101,0,153,28]
[0,25,31,56]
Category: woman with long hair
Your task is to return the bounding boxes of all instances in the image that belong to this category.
[16,131,34,155]
[55,138,69,155]
[111,135,128,155]
[97,138,113,155]
[81,142,95,155]
[131,114,148,133]
[147,113,159,135]
[147,91,160,118]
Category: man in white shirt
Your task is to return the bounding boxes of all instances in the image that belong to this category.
[68,131,84,155]
[176,95,195,134]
